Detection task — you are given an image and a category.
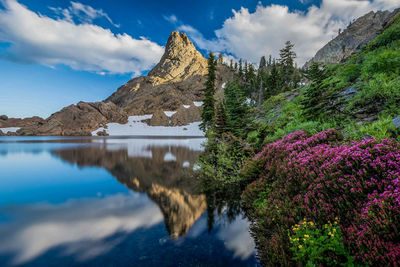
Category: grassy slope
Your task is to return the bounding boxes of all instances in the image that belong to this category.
[247,13,400,149]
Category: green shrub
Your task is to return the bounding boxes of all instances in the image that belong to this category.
[362,49,400,77]
[289,219,354,266]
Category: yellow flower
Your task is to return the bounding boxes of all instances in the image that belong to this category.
[303,238,306,241]
[334,221,338,225]
[333,229,337,232]
[335,217,339,220]
[324,224,328,228]
[304,234,309,238]
[298,245,302,249]
[328,232,332,235]
[309,221,314,226]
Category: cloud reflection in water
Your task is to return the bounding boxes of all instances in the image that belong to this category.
[0,193,163,265]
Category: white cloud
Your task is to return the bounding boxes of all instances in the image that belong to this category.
[163,14,178,24]
[50,1,120,28]
[176,0,399,66]
[0,0,164,75]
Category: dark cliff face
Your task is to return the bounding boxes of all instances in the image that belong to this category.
[304,8,400,68]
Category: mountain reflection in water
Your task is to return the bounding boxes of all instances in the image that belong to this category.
[0,137,258,266]
[51,139,206,238]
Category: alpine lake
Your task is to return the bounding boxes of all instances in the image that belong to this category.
[0,136,259,266]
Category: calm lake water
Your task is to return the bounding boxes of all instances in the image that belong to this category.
[0,136,259,267]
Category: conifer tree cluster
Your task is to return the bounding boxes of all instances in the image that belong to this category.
[201,41,302,138]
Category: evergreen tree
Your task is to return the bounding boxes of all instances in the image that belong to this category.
[279,41,297,89]
[234,62,238,71]
[244,62,249,81]
[225,81,249,137]
[200,52,217,131]
[218,53,223,64]
[230,59,233,69]
[266,59,281,97]
[259,56,266,69]
[301,62,329,119]
[215,101,228,136]
[238,59,243,77]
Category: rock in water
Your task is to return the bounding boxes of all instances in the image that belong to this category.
[304,8,400,68]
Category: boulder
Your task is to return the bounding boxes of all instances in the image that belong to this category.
[393,116,400,129]
[147,109,171,126]
[170,106,201,126]
[0,115,8,121]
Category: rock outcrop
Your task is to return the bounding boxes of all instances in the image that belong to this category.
[0,116,44,128]
[107,31,233,122]
[18,101,127,136]
[304,8,400,68]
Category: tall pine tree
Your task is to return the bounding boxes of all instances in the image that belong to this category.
[200,52,217,131]
[279,41,297,90]
[301,62,328,119]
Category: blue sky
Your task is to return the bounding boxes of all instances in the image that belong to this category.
[0,0,397,118]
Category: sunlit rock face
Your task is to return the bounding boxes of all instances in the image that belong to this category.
[106,31,234,121]
[148,31,208,84]
[52,142,207,238]
[18,101,128,136]
[304,8,400,68]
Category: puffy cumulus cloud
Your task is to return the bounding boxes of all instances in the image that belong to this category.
[179,0,399,66]
[0,0,164,75]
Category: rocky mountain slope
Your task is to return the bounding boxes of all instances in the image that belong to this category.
[1,31,233,136]
[16,101,127,136]
[304,8,400,68]
[106,31,233,125]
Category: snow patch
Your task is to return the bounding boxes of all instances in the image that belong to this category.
[183,105,191,109]
[0,127,20,133]
[193,101,203,107]
[182,161,190,168]
[193,163,201,171]
[164,111,177,117]
[92,116,204,137]
[163,152,177,162]
[222,82,226,89]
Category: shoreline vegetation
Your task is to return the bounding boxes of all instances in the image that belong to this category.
[197,12,400,266]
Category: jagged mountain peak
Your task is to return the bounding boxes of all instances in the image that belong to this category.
[148,31,207,83]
